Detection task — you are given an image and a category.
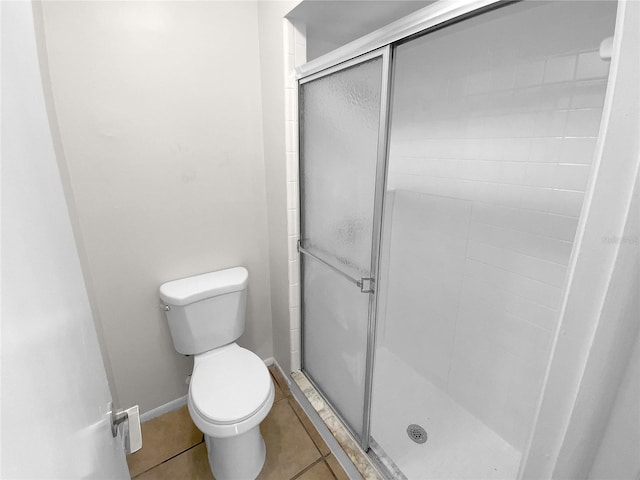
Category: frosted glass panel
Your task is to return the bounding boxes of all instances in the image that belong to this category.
[372,1,616,478]
[300,58,382,275]
[300,56,384,441]
[302,257,370,435]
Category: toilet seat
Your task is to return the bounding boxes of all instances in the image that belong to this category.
[188,343,274,438]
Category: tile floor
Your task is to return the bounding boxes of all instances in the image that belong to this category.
[127,366,349,480]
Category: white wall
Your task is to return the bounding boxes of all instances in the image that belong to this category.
[39,1,274,414]
[523,0,639,475]
[377,0,617,450]
[552,180,638,479]
[589,329,640,480]
[1,2,129,477]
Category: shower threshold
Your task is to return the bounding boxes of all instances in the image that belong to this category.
[291,371,385,480]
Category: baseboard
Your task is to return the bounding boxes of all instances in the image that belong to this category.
[271,358,292,388]
[263,356,275,367]
[140,395,188,423]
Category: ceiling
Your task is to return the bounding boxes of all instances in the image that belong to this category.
[286,1,434,61]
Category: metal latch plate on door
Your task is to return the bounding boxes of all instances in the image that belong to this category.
[358,277,375,294]
[110,402,142,454]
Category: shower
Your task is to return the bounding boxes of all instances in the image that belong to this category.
[295,1,638,478]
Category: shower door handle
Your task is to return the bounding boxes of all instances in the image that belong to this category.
[359,277,374,294]
[298,241,375,294]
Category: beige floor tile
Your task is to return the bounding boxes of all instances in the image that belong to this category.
[296,461,337,480]
[325,454,350,480]
[257,399,322,480]
[134,443,213,480]
[288,397,331,457]
[269,365,291,397]
[127,405,203,477]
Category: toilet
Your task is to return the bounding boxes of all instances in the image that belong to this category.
[159,267,274,480]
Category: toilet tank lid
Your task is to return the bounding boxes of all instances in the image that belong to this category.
[159,267,248,306]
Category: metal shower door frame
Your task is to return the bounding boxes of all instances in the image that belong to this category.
[297,45,393,450]
[296,0,509,453]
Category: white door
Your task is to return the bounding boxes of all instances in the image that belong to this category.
[1,1,131,478]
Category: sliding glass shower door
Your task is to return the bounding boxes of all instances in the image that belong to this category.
[371,1,617,478]
[299,50,389,441]
[298,1,618,478]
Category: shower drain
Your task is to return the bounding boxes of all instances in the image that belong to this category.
[407,424,428,444]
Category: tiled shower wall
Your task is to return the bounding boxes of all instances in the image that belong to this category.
[284,21,305,371]
[377,2,616,450]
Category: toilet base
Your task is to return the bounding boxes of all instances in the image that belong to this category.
[205,425,266,480]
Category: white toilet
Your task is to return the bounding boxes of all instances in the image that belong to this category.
[159,267,274,480]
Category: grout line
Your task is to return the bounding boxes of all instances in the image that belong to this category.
[287,396,329,456]
[469,213,577,244]
[130,439,204,479]
[464,280,558,327]
[467,231,571,268]
[463,254,565,291]
[390,170,589,194]
[388,181,584,218]
[290,458,336,480]
[445,199,475,391]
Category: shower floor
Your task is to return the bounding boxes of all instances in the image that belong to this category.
[370,347,521,479]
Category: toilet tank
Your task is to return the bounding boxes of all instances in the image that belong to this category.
[159,267,248,355]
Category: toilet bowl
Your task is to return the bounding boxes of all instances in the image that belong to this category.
[159,267,274,480]
[188,344,274,479]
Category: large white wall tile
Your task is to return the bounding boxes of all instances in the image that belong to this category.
[464,259,563,311]
[565,108,604,137]
[381,191,471,387]
[289,306,300,331]
[467,240,567,287]
[469,220,573,266]
[543,55,577,84]
[288,259,299,285]
[286,152,298,182]
[286,181,298,210]
[287,234,299,261]
[560,137,598,164]
[514,60,546,88]
[287,208,299,235]
[571,80,608,109]
[462,274,559,331]
[529,138,562,163]
[449,295,552,446]
[554,164,592,191]
[548,189,585,217]
[289,328,300,352]
[576,50,611,80]
[288,282,300,308]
